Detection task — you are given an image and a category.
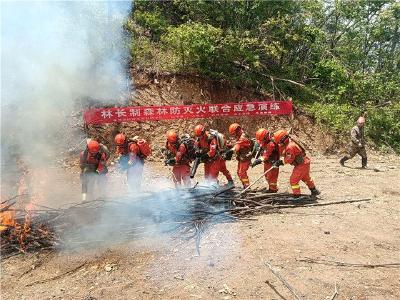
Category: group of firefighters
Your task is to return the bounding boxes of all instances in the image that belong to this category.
[86,121,372,200]
[79,116,367,201]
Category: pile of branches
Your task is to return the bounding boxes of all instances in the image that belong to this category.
[1,186,370,258]
[0,207,62,259]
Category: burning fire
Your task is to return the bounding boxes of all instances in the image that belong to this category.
[0,207,16,232]
[1,162,48,252]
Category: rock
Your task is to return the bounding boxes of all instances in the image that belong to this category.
[105,264,112,272]
[174,274,184,280]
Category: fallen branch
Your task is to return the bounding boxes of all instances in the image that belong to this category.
[265,280,288,300]
[329,283,338,300]
[298,257,400,268]
[25,261,87,286]
[264,260,303,300]
[276,198,371,209]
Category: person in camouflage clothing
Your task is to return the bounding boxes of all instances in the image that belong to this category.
[340,116,367,168]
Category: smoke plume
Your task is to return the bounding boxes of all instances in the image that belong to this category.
[1,1,131,199]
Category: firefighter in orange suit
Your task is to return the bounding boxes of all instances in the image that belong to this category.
[274,130,320,196]
[226,123,252,188]
[194,124,234,186]
[80,139,110,201]
[251,128,282,192]
[164,130,192,188]
[114,133,151,191]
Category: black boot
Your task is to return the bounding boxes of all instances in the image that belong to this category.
[266,189,278,193]
[339,157,348,166]
[361,157,367,169]
[310,187,320,196]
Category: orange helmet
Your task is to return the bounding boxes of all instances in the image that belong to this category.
[194,124,206,137]
[255,128,269,143]
[114,133,126,145]
[228,123,241,135]
[273,129,289,145]
[357,116,365,124]
[166,130,178,143]
[87,140,100,154]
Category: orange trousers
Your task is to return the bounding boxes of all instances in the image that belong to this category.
[237,160,251,187]
[172,164,191,187]
[289,157,315,195]
[205,157,233,183]
[264,162,279,191]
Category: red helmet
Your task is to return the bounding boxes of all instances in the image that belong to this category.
[228,123,241,135]
[194,124,206,137]
[114,133,126,145]
[273,129,289,145]
[357,116,365,124]
[87,140,100,154]
[255,128,269,143]
[166,130,178,143]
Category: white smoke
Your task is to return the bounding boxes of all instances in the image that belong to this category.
[1,1,132,197]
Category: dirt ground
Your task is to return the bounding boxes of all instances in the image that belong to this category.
[1,151,400,300]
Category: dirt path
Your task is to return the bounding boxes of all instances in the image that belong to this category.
[1,153,400,299]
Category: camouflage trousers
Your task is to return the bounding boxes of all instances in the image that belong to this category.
[346,144,367,159]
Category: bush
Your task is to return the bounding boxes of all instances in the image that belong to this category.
[162,23,222,71]
[307,102,400,152]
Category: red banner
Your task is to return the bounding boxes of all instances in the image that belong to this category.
[83,100,293,124]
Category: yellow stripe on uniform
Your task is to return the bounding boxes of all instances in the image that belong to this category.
[291,184,300,189]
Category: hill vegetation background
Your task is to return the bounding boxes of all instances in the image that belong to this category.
[125,0,400,152]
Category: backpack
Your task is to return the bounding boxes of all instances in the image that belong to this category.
[137,139,151,157]
[209,129,227,150]
[180,134,196,160]
[129,138,151,158]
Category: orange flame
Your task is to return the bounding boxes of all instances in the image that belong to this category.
[0,206,16,232]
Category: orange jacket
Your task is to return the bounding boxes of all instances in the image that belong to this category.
[80,144,109,173]
[166,141,189,164]
[196,132,218,158]
[233,131,251,153]
[260,140,282,162]
[284,141,306,165]
[116,142,140,163]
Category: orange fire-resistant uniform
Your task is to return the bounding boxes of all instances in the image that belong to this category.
[116,141,145,190]
[166,141,191,187]
[232,130,252,188]
[79,143,110,197]
[283,140,315,195]
[196,132,233,183]
[259,140,283,192]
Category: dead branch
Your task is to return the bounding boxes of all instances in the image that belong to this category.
[264,260,303,300]
[298,257,400,268]
[265,280,288,300]
[276,198,371,209]
[25,261,87,286]
[329,283,338,300]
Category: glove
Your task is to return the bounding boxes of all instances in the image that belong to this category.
[201,153,210,160]
[165,158,176,166]
[222,149,234,160]
[251,158,262,168]
[273,160,284,167]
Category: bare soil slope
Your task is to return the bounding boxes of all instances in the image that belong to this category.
[85,69,345,161]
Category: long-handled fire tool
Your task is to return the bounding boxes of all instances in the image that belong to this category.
[239,165,277,195]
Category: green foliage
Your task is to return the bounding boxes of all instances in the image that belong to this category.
[126,0,400,152]
[367,103,400,152]
[162,23,222,71]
